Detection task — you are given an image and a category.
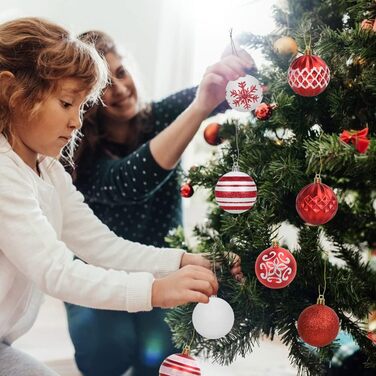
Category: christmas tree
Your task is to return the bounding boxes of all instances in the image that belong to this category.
[166,0,376,374]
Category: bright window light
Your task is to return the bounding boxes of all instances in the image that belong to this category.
[186,0,277,80]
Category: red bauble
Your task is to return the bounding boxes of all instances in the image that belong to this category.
[159,352,201,375]
[255,243,297,289]
[204,122,223,145]
[297,304,340,347]
[360,19,375,31]
[367,331,376,345]
[254,103,275,121]
[215,171,257,214]
[288,53,330,96]
[180,182,194,198]
[296,177,338,225]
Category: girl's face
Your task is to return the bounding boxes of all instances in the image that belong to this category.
[100,52,138,122]
[12,78,86,167]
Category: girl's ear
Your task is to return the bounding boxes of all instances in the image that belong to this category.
[0,71,17,108]
[0,71,15,81]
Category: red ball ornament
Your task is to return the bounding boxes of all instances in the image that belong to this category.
[255,242,297,289]
[296,176,338,225]
[367,331,376,345]
[360,19,375,31]
[215,170,257,214]
[204,122,223,145]
[288,53,330,96]
[254,103,277,121]
[297,303,340,347]
[180,182,194,198]
[159,352,201,375]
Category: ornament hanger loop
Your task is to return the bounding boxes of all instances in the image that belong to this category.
[229,28,239,57]
[317,251,328,302]
[231,122,241,169]
[183,329,196,355]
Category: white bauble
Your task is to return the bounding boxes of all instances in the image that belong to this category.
[192,296,234,339]
[225,74,263,112]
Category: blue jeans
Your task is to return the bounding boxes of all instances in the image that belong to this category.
[65,304,178,376]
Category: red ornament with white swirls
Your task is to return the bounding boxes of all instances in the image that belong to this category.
[297,303,340,347]
[255,243,297,289]
[215,171,257,214]
[288,53,330,97]
[159,352,201,376]
[296,176,338,225]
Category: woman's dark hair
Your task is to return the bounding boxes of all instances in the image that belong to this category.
[72,30,152,180]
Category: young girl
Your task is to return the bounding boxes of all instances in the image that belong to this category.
[0,17,232,376]
[65,31,251,376]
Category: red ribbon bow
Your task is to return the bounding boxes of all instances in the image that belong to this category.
[340,128,370,154]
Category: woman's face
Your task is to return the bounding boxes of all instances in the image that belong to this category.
[100,52,138,121]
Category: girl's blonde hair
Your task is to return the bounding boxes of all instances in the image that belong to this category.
[0,17,108,164]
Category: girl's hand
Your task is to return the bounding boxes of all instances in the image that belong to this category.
[180,253,211,269]
[227,252,244,282]
[191,49,255,117]
[151,265,218,308]
[181,252,243,282]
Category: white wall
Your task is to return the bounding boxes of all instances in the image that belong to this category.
[0,0,196,98]
[0,0,277,99]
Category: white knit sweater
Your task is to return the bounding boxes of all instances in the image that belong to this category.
[0,135,184,344]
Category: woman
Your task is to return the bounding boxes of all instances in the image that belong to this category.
[66,30,252,376]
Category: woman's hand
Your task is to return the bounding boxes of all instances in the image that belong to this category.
[191,49,255,117]
[151,265,218,308]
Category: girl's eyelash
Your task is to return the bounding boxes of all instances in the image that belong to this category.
[61,100,72,108]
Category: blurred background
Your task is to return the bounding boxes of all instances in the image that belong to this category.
[0,1,299,374]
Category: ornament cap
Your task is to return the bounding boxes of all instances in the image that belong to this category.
[272,240,279,247]
[314,174,322,183]
[317,294,326,305]
[232,162,240,172]
[182,346,190,356]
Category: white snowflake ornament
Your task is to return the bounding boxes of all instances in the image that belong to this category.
[226,75,263,112]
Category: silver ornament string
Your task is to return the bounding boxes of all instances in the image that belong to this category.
[317,252,328,305]
[229,28,239,57]
[229,29,242,171]
[233,123,241,171]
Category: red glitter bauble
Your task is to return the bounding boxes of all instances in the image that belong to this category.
[288,54,330,97]
[159,352,201,375]
[297,304,339,347]
[296,177,338,225]
[204,123,223,146]
[180,183,194,198]
[255,243,297,289]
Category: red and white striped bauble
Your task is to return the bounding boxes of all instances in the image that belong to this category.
[159,353,201,376]
[215,171,257,214]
